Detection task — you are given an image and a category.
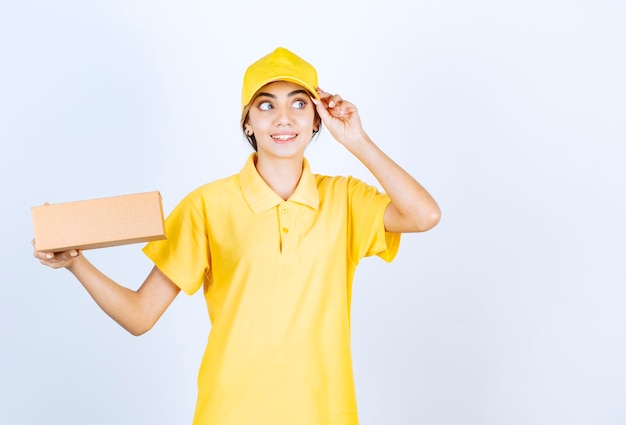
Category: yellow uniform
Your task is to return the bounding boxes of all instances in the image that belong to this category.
[143,153,401,424]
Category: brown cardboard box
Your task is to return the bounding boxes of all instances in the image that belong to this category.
[32,191,166,252]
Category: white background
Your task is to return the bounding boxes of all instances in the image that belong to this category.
[2,1,625,424]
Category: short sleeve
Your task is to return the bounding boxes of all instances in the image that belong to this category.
[142,191,210,295]
[347,177,401,263]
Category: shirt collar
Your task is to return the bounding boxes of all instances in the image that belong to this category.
[239,153,320,214]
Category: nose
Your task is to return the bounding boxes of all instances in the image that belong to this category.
[274,105,292,126]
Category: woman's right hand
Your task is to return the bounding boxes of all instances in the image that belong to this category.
[32,238,81,269]
[31,239,181,336]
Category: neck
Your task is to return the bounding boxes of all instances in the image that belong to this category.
[255,155,304,200]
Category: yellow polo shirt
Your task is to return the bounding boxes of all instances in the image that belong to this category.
[143,153,401,425]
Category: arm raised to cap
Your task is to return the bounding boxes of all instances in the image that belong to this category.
[313,89,441,233]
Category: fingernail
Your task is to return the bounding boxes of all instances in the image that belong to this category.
[70,251,78,257]
[329,101,335,107]
[46,253,53,259]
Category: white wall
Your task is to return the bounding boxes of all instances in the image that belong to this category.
[2,1,625,424]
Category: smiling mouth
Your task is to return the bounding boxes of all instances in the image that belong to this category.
[271,134,297,143]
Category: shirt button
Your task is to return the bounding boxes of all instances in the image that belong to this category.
[282,206,288,213]
[282,227,289,233]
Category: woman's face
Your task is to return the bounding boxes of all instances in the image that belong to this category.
[245,81,318,159]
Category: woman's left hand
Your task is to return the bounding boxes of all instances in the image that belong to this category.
[313,88,367,148]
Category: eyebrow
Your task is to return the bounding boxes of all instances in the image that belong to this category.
[255,89,309,99]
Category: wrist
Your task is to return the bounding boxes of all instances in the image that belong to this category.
[343,131,372,154]
[65,253,86,273]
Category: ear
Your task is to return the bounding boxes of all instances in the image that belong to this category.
[314,114,322,132]
[244,124,253,136]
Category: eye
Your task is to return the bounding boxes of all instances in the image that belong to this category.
[292,99,306,109]
[258,101,273,111]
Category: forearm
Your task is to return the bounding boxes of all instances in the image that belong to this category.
[345,132,441,233]
[66,256,151,335]
[314,89,441,232]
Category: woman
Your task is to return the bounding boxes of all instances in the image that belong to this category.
[34,47,441,424]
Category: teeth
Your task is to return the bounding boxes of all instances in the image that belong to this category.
[272,134,295,140]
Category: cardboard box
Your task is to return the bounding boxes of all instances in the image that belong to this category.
[32,191,166,252]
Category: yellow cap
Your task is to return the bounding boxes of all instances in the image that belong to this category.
[241,47,320,113]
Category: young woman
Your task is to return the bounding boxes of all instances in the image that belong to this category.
[34,47,441,425]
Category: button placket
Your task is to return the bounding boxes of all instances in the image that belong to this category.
[278,202,297,263]
[278,202,289,249]
[278,201,299,265]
